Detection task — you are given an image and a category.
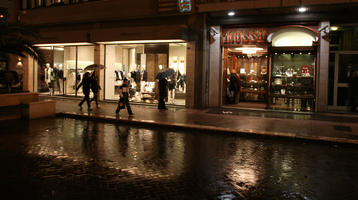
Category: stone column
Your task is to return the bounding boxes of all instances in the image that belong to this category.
[185,41,196,108]
[208,26,221,107]
[94,44,105,100]
[316,21,330,112]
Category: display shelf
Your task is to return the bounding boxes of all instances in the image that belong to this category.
[269,94,314,99]
[241,89,267,94]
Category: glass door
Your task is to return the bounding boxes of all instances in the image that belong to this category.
[330,51,358,111]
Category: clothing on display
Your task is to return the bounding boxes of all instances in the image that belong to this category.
[115,70,125,81]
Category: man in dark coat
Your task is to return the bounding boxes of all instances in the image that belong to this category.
[228,72,240,104]
[90,71,101,108]
[158,78,168,109]
[349,70,358,112]
[76,72,91,110]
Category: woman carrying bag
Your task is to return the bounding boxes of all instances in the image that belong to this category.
[115,78,134,115]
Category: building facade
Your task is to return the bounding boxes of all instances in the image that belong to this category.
[197,0,358,113]
[15,0,204,108]
[8,0,358,112]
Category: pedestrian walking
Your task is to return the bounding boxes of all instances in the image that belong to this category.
[76,72,92,110]
[158,77,168,109]
[90,71,101,108]
[115,78,133,115]
[349,70,358,112]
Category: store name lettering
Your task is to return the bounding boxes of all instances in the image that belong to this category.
[223,30,267,44]
[178,0,192,13]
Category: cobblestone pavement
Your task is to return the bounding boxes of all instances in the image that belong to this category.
[1,118,358,200]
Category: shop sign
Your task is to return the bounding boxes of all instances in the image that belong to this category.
[178,0,192,13]
[222,29,268,45]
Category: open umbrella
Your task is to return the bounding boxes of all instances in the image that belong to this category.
[155,68,175,79]
[84,64,105,70]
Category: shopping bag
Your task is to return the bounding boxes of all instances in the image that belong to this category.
[118,98,125,109]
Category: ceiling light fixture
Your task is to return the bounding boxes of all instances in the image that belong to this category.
[298,7,307,13]
[330,26,338,31]
[235,47,264,54]
[227,11,235,16]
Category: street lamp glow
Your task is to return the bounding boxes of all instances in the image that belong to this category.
[227,11,235,16]
[298,7,307,13]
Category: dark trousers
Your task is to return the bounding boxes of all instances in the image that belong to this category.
[351,94,358,112]
[79,92,91,108]
[90,91,98,106]
[116,97,132,114]
[158,97,166,109]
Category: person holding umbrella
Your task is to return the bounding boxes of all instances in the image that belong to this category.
[90,71,101,108]
[76,72,92,110]
[156,68,174,110]
[158,77,168,110]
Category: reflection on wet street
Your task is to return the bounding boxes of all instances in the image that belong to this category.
[1,118,358,200]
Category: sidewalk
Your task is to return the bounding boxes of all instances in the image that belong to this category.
[49,97,358,145]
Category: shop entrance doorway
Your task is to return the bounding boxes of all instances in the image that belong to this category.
[329,51,358,111]
[222,47,268,110]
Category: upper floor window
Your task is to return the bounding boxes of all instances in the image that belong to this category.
[21,0,97,10]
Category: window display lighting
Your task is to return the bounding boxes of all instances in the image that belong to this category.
[227,11,235,16]
[298,7,307,13]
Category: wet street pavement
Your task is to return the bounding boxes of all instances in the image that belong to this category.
[1,118,358,200]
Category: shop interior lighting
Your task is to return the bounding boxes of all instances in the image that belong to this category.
[227,11,235,16]
[34,42,92,47]
[298,7,307,13]
[235,47,263,54]
[330,26,339,31]
[98,40,185,45]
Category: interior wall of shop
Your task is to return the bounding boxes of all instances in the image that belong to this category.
[316,21,330,112]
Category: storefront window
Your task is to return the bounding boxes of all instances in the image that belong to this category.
[105,43,186,105]
[37,46,53,94]
[270,52,315,111]
[35,45,94,96]
[76,46,94,96]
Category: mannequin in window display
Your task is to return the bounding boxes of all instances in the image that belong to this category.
[57,64,64,94]
[53,64,61,94]
[167,73,176,104]
[177,58,186,92]
[45,64,55,96]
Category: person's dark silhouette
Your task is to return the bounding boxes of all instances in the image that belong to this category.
[349,70,358,112]
[77,72,92,110]
[158,78,168,109]
[115,78,133,115]
[90,71,101,108]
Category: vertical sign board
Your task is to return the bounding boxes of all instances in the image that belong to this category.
[178,0,192,13]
